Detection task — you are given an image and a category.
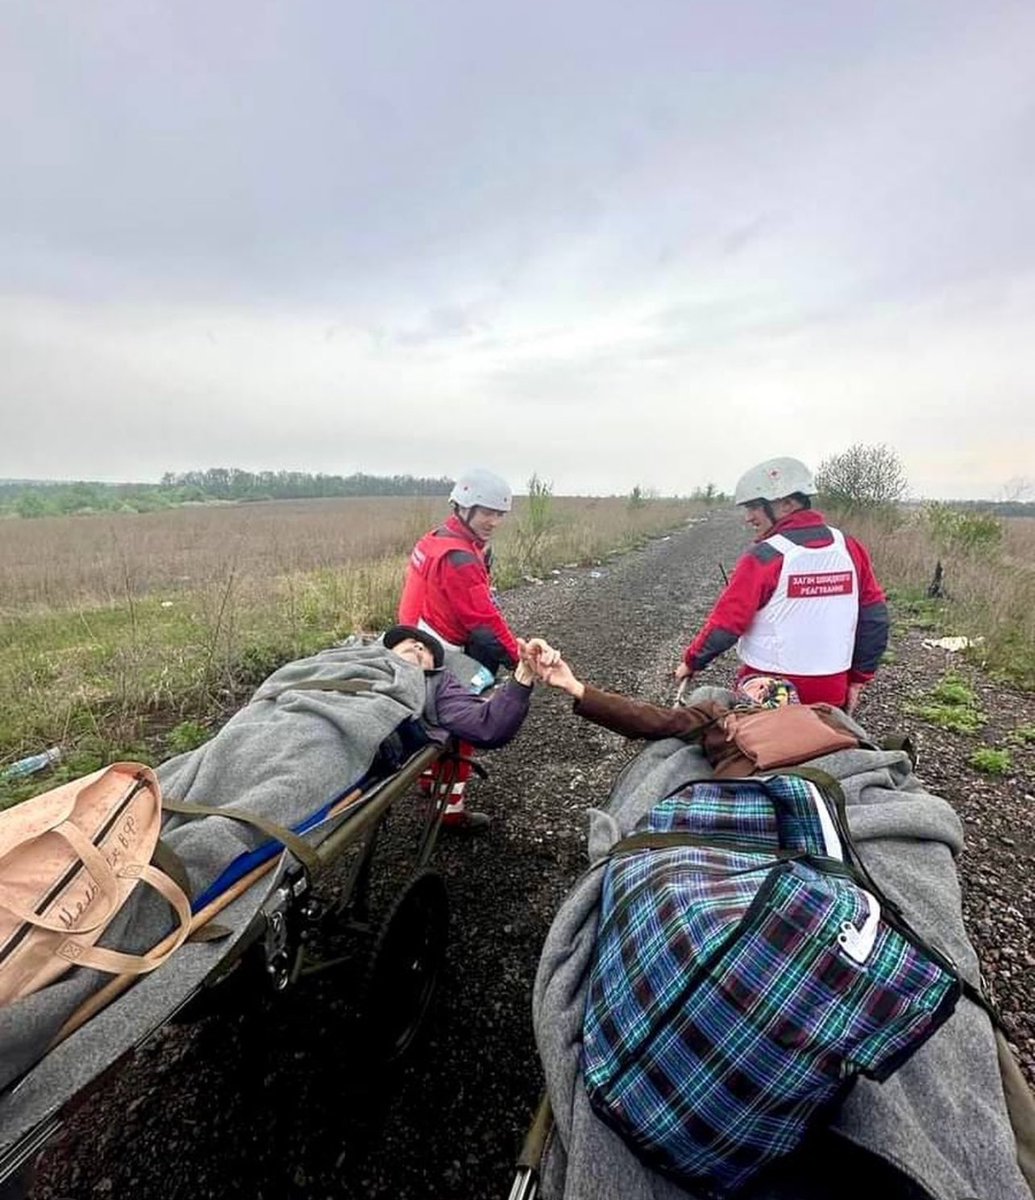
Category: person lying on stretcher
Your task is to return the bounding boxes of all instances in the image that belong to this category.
[383,624,537,750]
[520,639,857,777]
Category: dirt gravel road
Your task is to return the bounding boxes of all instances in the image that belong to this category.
[29,509,1035,1200]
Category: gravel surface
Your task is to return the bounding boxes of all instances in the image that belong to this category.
[26,509,1035,1200]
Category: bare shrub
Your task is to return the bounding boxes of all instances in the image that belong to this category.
[816,443,907,516]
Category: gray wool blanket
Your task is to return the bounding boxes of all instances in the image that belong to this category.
[533,687,1031,1200]
[0,641,426,1159]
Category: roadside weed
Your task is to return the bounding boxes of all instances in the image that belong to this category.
[969,747,1013,776]
[905,672,987,733]
[166,720,211,754]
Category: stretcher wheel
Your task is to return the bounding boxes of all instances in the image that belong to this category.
[358,868,449,1062]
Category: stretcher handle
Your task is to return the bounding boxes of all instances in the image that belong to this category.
[516,1091,554,1170]
[508,1093,553,1200]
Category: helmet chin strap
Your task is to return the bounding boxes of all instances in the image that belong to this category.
[455,504,481,539]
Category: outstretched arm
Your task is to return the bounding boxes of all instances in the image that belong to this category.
[432,671,533,749]
[677,549,778,677]
[574,685,720,741]
[527,644,720,741]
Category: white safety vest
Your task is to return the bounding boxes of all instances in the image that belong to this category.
[737,528,858,674]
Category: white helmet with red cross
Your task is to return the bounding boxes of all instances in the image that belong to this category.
[734,457,817,505]
[449,468,512,512]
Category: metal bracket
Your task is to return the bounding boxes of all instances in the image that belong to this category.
[261,873,309,990]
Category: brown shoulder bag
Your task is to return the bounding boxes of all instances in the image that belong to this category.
[0,762,191,1008]
[720,705,859,773]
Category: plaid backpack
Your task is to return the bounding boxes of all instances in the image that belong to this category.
[582,772,963,1195]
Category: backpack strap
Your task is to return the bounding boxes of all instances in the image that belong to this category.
[424,672,444,727]
[880,732,918,770]
[781,767,1004,1026]
[151,838,193,901]
[258,678,376,702]
[607,830,849,881]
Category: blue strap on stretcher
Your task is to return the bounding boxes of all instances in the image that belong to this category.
[189,717,431,913]
[190,772,372,912]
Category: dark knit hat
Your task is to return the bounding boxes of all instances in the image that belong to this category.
[382,624,445,669]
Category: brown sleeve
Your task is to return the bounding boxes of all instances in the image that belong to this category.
[573,684,721,741]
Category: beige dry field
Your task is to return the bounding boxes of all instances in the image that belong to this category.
[0,494,700,792]
[846,511,1035,689]
[3,497,1031,801]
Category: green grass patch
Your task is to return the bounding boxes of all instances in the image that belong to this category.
[907,704,988,734]
[983,627,1035,693]
[887,587,948,632]
[968,747,1013,776]
[1008,724,1035,746]
[904,671,987,733]
[166,720,211,754]
[929,674,978,707]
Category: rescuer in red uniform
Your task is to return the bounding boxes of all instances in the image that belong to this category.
[398,468,520,829]
[676,456,889,712]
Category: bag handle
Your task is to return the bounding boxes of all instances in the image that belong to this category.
[54,863,192,976]
[0,819,121,934]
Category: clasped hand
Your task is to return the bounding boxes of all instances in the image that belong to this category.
[516,637,583,698]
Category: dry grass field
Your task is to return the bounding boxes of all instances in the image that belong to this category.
[844,511,1035,688]
[3,496,1030,803]
[0,494,700,793]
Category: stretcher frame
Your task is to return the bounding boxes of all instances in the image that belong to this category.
[0,735,465,1193]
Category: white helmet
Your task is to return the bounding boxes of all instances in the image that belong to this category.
[449,468,512,512]
[733,457,817,505]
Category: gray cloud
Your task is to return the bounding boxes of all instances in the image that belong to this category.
[2,1,1034,498]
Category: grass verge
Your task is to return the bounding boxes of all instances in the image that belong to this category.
[1,497,702,804]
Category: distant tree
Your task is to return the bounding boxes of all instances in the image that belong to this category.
[4,469,455,518]
[815,443,907,514]
[690,482,727,505]
[1000,476,1033,503]
[15,493,48,518]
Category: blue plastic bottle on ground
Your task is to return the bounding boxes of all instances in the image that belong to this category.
[2,746,62,780]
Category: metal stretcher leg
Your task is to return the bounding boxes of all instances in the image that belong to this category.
[509,1092,554,1200]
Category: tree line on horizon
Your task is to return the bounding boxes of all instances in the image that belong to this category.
[0,468,454,517]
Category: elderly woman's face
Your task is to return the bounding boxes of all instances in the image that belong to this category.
[739,676,775,704]
[392,637,434,670]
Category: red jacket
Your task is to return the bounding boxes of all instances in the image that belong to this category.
[398,515,520,668]
[683,509,889,706]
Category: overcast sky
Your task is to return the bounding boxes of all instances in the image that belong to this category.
[2,1,1033,499]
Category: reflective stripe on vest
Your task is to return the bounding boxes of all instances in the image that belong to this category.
[737,528,858,674]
